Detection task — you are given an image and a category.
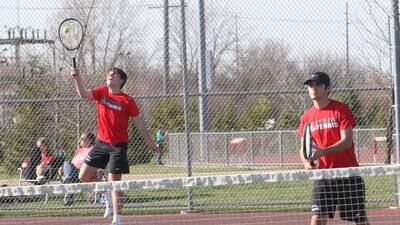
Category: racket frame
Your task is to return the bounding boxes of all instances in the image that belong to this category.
[58,18,84,68]
[303,123,315,167]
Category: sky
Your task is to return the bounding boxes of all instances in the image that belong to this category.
[0,0,393,72]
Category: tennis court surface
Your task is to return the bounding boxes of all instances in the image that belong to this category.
[2,209,400,225]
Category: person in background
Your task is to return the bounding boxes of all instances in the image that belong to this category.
[63,133,96,183]
[21,137,55,181]
[62,132,106,206]
[21,137,46,180]
[155,129,166,165]
[35,140,56,181]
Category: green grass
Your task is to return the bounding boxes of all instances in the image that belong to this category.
[1,174,398,217]
[0,163,266,181]
[131,163,260,175]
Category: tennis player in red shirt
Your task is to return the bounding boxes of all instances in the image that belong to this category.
[298,72,369,225]
[71,67,159,225]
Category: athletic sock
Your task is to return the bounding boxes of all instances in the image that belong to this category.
[112,214,121,224]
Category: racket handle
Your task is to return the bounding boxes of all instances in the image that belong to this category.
[72,57,77,68]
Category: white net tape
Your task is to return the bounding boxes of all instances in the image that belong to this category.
[2,165,400,197]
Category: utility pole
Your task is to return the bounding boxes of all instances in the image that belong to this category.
[149,2,181,95]
[0,27,54,77]
[164,0,170,95]
[346,2,349,75]
[235,14,240,75]
[0,26,56,145]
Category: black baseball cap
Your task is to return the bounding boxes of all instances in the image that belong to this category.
[304,72,330,86]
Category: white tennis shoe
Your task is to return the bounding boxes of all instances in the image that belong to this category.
[104,203,113,218]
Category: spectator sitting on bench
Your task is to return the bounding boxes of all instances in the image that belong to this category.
[20,137,64,184]
[21,137,51,181]
[63,132,96,183]
[36,141,56,181]
[62,132,108,206]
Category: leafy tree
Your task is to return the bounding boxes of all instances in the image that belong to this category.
[1,57,56,174]
[336,81,365,126]
[278,109,299,129]
[237,97,272,130]
[149,99,185,133]
[363,99,387,127]
[211,102,237,131]
[128,120,152,165]
[149,99,200,132]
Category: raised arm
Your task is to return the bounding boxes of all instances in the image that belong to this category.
[71,67,93,99]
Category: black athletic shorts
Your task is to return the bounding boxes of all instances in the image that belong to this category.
[311,176,367,222]
[84,140,129,174]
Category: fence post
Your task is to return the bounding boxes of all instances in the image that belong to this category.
[225,133,229,165]
[250,133,254,164]
[205,132,209,164]
[355,129,360,162]
[279,131,283,167]
[391,0,400,206]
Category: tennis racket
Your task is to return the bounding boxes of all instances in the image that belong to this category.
[303,123,315,167]
[58,18,84,68]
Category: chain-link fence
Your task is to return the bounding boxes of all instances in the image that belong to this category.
[168,128,393,166]
[0,0,397,214]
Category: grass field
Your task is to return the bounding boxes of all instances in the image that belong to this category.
[1,173,398,217]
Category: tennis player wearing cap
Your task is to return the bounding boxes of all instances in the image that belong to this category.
[298,72,370,225]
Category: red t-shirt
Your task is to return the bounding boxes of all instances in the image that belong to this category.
[91,86,140,145]
[41,148,55,164]
[298,99,358,169]
[71,146,93,169]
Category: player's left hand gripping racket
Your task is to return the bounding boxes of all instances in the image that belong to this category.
[303,123,315,167]
[58,18,84,68]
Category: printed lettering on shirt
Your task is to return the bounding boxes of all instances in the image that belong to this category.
[101,97,122,111]
[312,117,339,131]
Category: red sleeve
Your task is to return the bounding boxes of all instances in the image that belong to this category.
[129,97,140,117]
[339,104,356,129]
[91,86,106,101]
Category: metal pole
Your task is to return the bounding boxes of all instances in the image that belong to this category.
[345,2,349,75]
[391,0,400,206]
[198,0,208,132]
[77,102,81,148]
[180,0,193,211]
[164,0,170,94]
[391,0,400,163]
[198,0,208,168]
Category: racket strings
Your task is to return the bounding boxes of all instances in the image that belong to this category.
[59,20,83,50]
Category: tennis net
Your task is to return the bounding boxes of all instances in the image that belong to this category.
[1,165,400,224]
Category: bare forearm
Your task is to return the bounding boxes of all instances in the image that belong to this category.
[133,117,157,148]
[71,67,91,98]
[320,138,352,156]
[73,76,90,98]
